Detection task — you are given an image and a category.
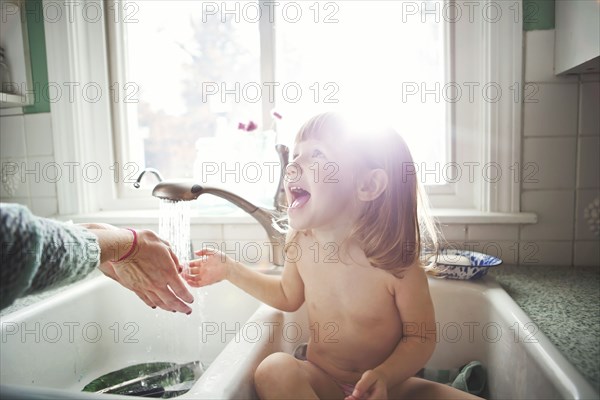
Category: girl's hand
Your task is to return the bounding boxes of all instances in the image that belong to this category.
[184,248,235,287]
[346,369,388,400]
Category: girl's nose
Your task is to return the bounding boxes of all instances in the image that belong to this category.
[285,162,303,183]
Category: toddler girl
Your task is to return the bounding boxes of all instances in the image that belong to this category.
[185,112,480,400]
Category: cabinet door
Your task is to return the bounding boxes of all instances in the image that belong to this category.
[555,0,600,75]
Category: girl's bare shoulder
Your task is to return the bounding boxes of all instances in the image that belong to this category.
[390,262,430,296]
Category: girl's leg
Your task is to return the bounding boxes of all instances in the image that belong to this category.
[389,377,484,400]
[254,352,345,400]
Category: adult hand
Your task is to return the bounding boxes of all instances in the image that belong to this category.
[89,225,194,314]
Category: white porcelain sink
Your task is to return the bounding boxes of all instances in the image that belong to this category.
[1,274,597,399]
[0,276,260,399]
[185,277,598,400]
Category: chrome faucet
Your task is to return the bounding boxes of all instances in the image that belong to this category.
[136,145,290,267]
[133,168,164,188]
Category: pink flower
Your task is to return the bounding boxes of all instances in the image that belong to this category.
[238,112,281,132]
[238,120,257,132]
[246,120,258,132]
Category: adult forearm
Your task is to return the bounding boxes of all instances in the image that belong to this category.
[90,228,135,264]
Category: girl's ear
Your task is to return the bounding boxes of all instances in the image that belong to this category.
[357,169,388,202]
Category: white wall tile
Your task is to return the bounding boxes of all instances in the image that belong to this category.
[574,241,600,266]
[519,241,572,266]
[191,224,223,241]
[520,190,575,240]
[443,241,519,265]
[0,197,31,209]
[24,113,54,156]
[495,241,520,265]
[222,223,266,240]
[0,157,29,198]
[523,83,578,137]
[579,81,600,136]
[192,239,225,253]
[31,197,58,217]
[575,189,600,240]
[522,137,576,189]
[439,224,466,242]
[467,224,519,241]
[524,30,577,83]
[577,136,600,188]
[24,156,57,198]
[122,224,160,231]
[0,115,26,158]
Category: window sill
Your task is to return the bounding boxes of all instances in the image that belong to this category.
[59,209,537,226]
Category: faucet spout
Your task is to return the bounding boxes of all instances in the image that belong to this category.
[140,144,290,267]
[151,182,287,266]
[134,168,164,188]
[274,144,289,212]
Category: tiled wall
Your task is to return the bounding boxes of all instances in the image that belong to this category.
[0,113,58,217]
[520,30,599,266]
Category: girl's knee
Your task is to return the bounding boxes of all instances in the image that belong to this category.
[254,352,298,384]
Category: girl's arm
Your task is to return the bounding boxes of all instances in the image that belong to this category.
[350,265,436,399]
[185,248,305,312]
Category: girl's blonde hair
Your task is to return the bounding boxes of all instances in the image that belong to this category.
[291,112,438,276]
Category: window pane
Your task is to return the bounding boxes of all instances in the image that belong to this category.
[121,1,263,187]
[275,1,448,182]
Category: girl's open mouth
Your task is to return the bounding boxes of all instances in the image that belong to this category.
[289,187,311,209]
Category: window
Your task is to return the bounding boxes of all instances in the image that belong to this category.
[47,0,523,218]
[107,0,450,210]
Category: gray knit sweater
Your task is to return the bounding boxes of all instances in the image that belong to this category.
[0,203,100,310]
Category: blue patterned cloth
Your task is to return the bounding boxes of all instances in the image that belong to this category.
[0,203,100,310]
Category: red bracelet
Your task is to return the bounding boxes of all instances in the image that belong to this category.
[114,228,138,262]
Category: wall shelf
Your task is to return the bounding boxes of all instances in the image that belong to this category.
[0,91,28,108]
[0,0,33,108]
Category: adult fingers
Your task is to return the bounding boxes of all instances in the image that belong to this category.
[167,247,183,273]
[154,287,193,314]
[167,276,194,305]
[133,290,157,309]
[145,291,171,312]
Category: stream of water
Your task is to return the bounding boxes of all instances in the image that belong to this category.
[158,199,192,274]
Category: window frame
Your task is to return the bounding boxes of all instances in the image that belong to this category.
[47,0,524,218]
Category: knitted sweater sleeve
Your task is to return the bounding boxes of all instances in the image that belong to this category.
[0,203,100,310]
